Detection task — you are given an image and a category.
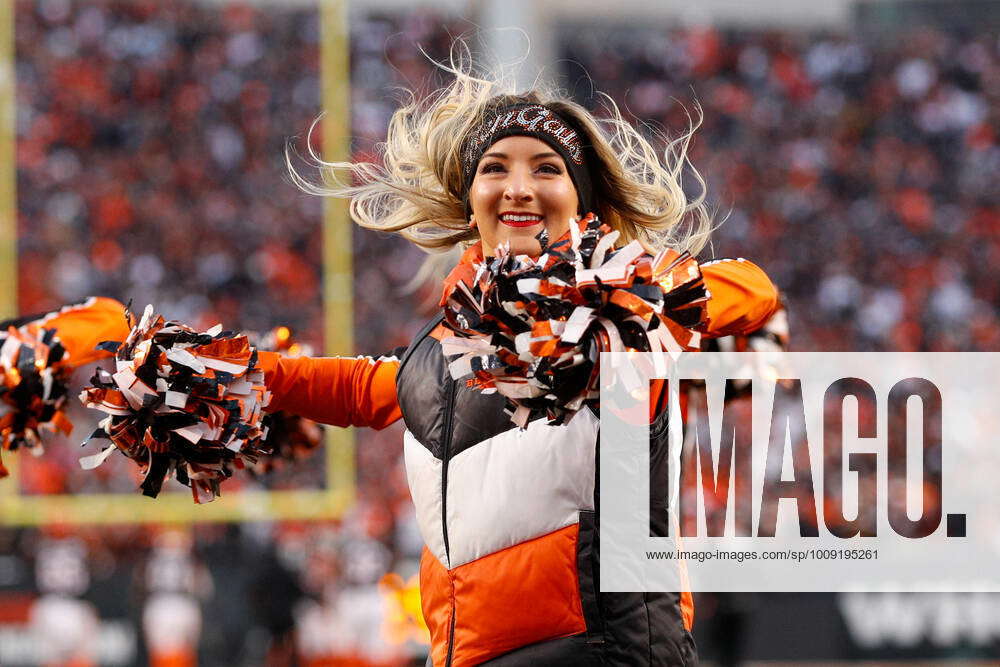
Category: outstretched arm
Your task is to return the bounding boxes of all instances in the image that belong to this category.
[29,297,405,431]
[257,351,403,430]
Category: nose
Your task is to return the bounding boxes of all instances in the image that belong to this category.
[503,170,533,203]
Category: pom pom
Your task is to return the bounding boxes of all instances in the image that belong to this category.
[0,325,73,477]
[78,305,271,503]
[248,327,322,474]
[441,214,709,427]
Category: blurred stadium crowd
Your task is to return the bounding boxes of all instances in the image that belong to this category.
[562,22,999,353]
[1,1,997,664]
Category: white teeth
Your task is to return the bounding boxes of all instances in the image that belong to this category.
[501,214,543,222]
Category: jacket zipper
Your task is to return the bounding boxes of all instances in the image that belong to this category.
[441,377,457,667]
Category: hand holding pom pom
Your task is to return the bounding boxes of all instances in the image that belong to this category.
[0,297,131,478]
[441,214,710,427]
[248,326,322,475]
[700,301,790,400]
[78,304,271,503]
[0,325,73,477]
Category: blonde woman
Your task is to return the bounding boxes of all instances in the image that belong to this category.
[263,70,779,666]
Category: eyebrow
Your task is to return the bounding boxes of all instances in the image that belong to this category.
[481,151,562,160]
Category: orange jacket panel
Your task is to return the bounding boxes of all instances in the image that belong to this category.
[420,524,587,667]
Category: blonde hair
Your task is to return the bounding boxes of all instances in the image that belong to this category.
[291,51,713,256]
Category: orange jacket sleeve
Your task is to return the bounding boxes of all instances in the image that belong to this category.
[700,258,780,339]
[258,351,402,430]
[7,297,131,368]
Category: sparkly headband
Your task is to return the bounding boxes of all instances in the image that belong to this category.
[461,103,594,214]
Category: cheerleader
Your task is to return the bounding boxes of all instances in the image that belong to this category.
[256,65,779,666]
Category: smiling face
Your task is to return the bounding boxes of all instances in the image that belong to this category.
[468,135,580,257]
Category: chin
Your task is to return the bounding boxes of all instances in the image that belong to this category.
[504,235,544,257]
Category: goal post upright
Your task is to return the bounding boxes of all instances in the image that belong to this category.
[0,0,15,320]
[320,0,356,518]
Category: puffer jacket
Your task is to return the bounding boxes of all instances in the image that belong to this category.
[259,250,780,666]
[397,314,695,666]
